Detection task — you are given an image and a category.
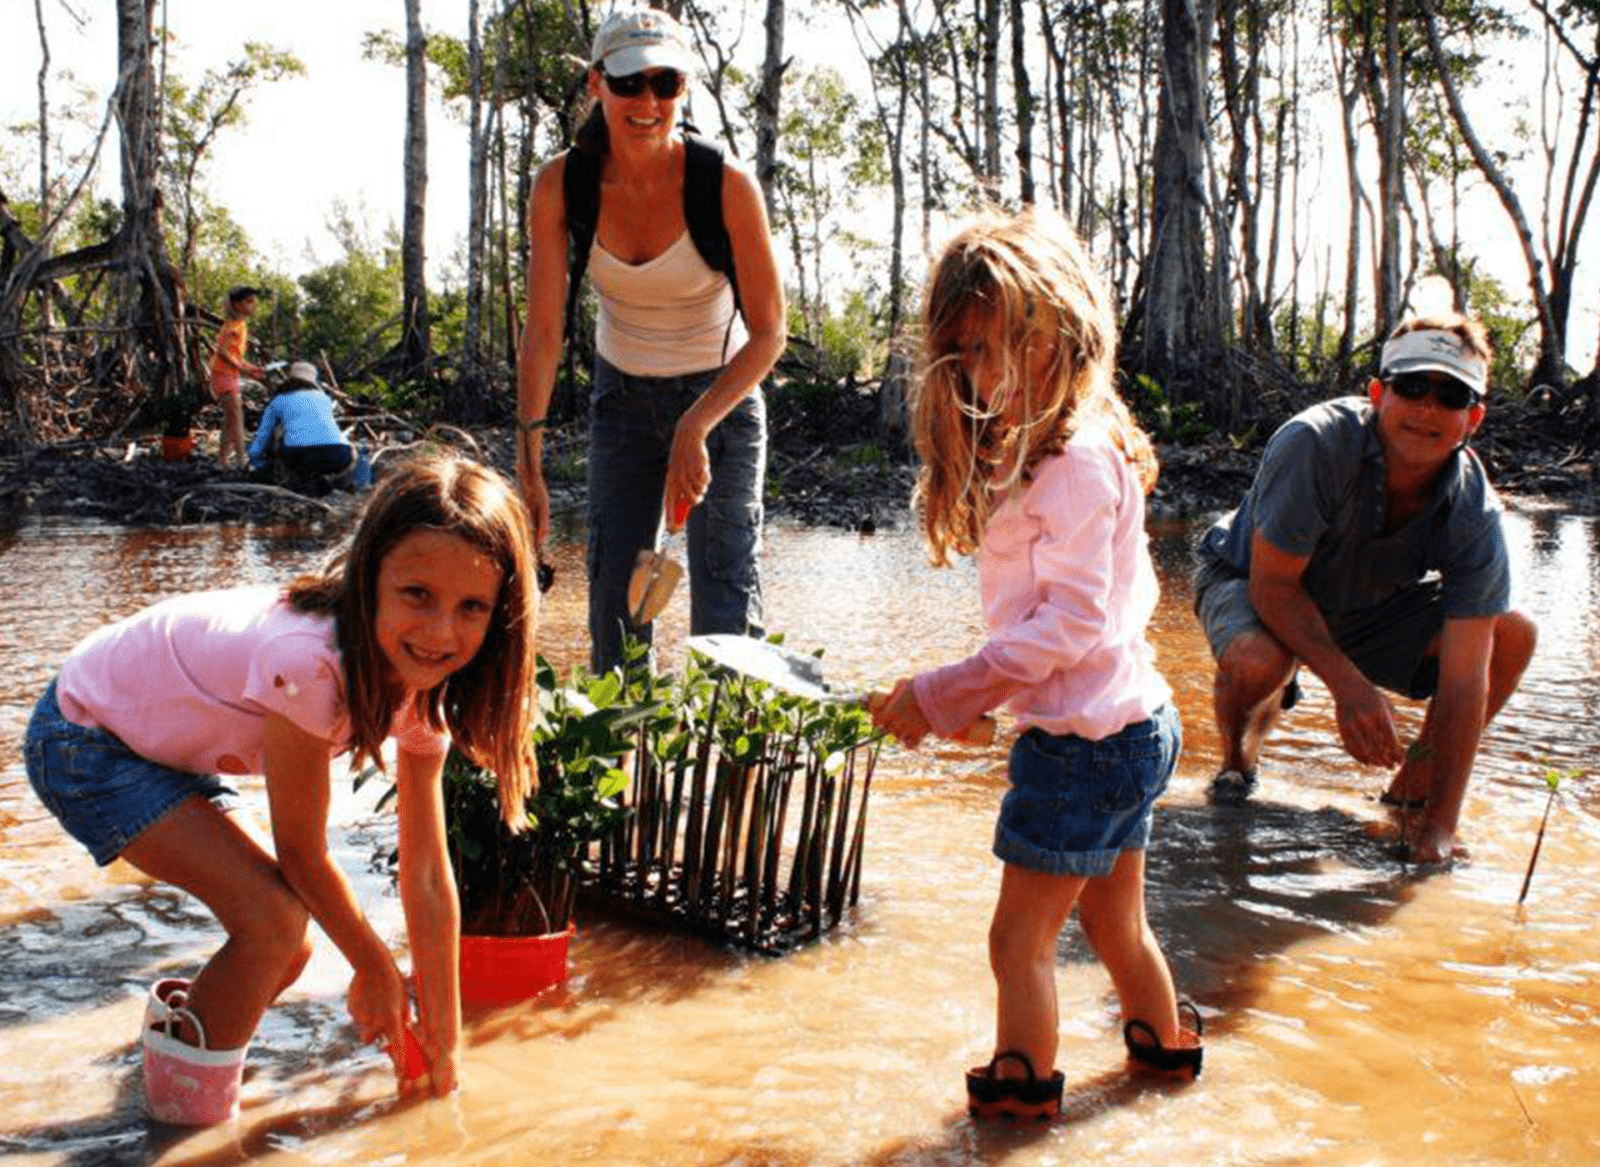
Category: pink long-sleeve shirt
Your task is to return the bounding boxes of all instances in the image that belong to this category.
[56,584,448,777]
[912,424,1172,742]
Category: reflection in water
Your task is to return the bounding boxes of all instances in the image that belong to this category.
[0,512,1596,1165]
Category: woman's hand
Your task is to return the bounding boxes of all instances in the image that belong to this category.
[868,679,931,749]
[665,409,712,521]
[517,456,551,548]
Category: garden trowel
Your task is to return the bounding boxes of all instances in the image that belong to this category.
[627,496,690,626]
[685,634,997,746]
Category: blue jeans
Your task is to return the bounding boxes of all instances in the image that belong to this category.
[587,356,766,673]
[993,704,1182,878]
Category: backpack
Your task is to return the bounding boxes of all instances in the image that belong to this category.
[561,130,742,347]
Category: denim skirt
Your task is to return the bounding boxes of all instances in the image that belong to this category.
[23,679,235,866]
[993,704,1181,878]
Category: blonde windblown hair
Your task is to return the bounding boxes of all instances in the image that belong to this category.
[911,208,1156,567]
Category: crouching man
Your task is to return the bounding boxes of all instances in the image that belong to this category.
[1193,312,1536,863]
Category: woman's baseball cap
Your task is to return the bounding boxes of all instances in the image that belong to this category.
[592,7,694,76]
[284,360,320,388]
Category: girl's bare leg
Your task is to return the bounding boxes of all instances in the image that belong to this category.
[122,794,313,1049]
[988,863,1085,1077]
[221,394,246,466]
[1075,848,1179,1045]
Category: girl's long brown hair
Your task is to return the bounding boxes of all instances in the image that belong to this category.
[911,208,1156,566]
[287,455,539,828]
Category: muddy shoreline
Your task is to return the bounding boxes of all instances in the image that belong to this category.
[1,398,1594,534]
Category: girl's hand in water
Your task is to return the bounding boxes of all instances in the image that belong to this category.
[347,958,411,1074]
[868,679,931,748]
[397,1022,461,1098]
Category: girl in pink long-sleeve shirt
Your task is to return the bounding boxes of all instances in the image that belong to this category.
[871,210,1201,1120]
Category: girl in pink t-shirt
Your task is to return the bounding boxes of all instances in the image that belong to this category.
[23,456,540,1124]
[870,211,1200,1120]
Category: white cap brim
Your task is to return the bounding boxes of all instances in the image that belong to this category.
[1380,330,1488,398]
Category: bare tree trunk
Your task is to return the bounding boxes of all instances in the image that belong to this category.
[1217,0,1267,347]
[755,0,787,220]
[1375,0,1403,337]
[399,0,432,379]
[1419,0,1562,388]
[914,2,932,254]
[114,0,189,402]
[464,0,487,386]
[981,0,1002,194]
[1142,0,1214,406]
[1008,0,1034,204]
[1330,1,1361,369]
[34,0,52,332]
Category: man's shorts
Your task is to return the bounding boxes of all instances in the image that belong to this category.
[1194,562,1444,699]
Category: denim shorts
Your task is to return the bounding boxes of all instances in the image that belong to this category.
[1194,563,1443,699]
[23,680,235,867]
[993,704,1181,878]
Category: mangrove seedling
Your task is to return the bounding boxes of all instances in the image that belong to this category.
[1517,763,1579,906]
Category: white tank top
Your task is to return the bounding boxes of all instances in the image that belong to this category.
[590,232,748,376]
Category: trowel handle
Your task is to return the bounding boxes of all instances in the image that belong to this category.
[668,495,691,532]
[863,691,997,747]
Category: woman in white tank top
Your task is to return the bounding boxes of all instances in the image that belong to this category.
[515,7,787,672]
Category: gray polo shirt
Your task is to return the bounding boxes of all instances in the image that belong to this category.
[1196,396,1511,619]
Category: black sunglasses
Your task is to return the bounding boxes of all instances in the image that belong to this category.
[602,69,685,100]
[1386,372,1480,411]
[536,557,556,595]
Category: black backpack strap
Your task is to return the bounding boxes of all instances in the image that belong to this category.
[682,133,741,325]
[562,146,601,344]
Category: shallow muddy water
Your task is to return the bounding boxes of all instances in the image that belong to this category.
[0,508,1597,1166]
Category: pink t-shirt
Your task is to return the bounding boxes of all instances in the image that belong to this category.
[912,425,1172,742]
[56,585,449,776]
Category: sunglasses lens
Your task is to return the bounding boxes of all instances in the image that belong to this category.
[604,70,683,99]
[1389,374,1475,410]
[604,70,645,96]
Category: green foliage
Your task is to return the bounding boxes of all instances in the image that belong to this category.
[838,443,887,469]
[1129,373,1211,442]
[443,653,662,936]
[345,373,433,418]
[429,631,882,951]
[1272,294,1345,383]
[151,382,208,437]
[787,289,875,383]
[297,207,403,370]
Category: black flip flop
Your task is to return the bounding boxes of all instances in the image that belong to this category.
[1124,1000,1205,1079]
[966,1050,1064,1121]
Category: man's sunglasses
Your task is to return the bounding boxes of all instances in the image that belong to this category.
[602,69,686,100]
[1386,373,1480,411]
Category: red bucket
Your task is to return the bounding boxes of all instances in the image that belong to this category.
[459,923,575,1006]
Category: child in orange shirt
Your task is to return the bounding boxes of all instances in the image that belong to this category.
[211,285,264,468]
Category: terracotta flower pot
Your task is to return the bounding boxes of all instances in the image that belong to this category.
[459,922,575,1006]
[161,435,196,462]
